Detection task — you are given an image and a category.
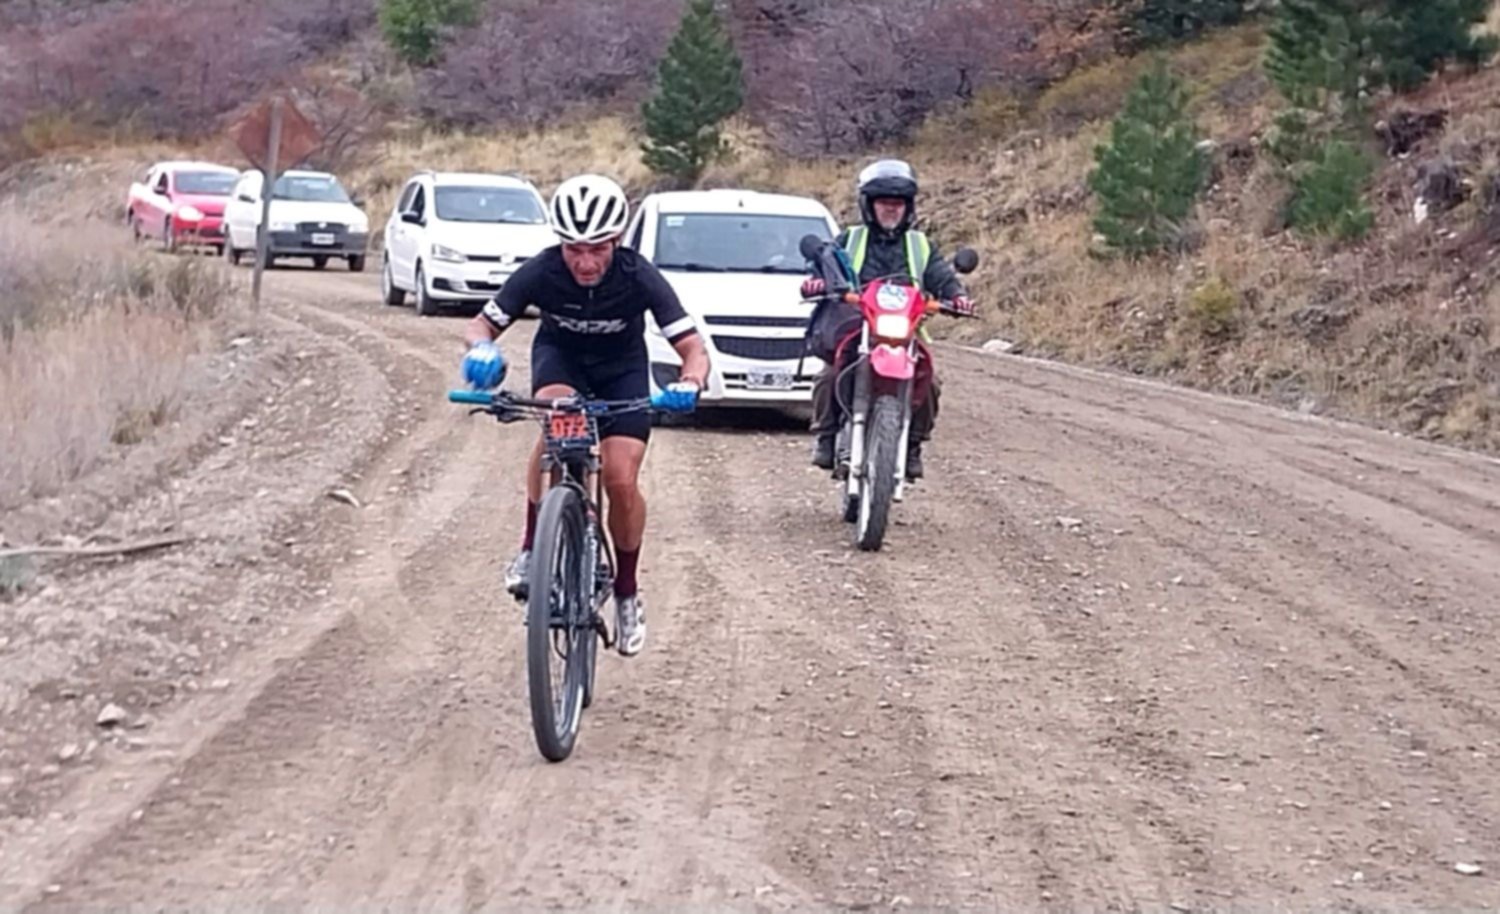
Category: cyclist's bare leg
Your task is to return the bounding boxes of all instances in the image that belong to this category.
[599,435,647,554]
[600,434,649,654]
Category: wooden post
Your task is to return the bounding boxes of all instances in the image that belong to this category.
[250,97,284,310]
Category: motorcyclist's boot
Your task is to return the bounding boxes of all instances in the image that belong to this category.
[811,432,836,470]
[905,442,925,481]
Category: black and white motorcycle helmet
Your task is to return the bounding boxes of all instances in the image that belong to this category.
[856,158,919,234]
[549,174,630,244]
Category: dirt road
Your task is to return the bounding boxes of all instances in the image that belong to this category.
[4,265,1499,910]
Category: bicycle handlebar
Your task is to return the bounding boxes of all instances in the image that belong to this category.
[447,389,655,415]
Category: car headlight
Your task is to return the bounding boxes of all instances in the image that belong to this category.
[177,205,204,221]
[269,220,296,232]
[431,244,467,263]
[874,314,912,339]
[349,219,369,234]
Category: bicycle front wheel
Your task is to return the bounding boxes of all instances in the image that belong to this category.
[526,484,593,762]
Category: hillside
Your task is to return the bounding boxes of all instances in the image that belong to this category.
[2,2,1498,457]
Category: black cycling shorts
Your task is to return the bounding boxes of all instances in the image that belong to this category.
[530,335,651,444]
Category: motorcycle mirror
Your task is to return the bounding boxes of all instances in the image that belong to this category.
[953,247,980,274]
[799,234,825,260]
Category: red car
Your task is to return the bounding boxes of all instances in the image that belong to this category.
[126,160,240,253]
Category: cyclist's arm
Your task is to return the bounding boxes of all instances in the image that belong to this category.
[641,264,710,388]
[465,259,541,347]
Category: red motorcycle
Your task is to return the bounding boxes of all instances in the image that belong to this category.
[799,235,979,551]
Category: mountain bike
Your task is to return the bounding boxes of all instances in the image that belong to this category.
[450,388,657,762]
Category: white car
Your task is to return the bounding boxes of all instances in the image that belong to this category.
[625,189,839,407]
[381,171,554,316]
[223,169,370,271]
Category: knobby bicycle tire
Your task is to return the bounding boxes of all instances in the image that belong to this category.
[526,484,594,762]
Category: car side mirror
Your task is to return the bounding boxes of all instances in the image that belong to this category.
[953,247,980,274]
[351,196,366,208]
[400,211,423,226]
[237,193,255,203]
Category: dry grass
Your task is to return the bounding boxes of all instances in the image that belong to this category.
[0,213,230,508]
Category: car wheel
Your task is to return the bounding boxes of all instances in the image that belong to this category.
[313,255,329,270]
[382,257,406,306]
[347,255,367,273]
[414,263,438,317]
[223,240,240,266]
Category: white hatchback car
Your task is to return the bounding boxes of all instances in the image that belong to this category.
[381,171,554,316]
[222,169,370,271]
[625,189,839,407]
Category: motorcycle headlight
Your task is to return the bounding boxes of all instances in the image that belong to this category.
[176,205,204,222]
[432,244,467,263]
[874,314,912,339]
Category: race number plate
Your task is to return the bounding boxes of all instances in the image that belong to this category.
[546,411,592,446]
[746,369,794,391]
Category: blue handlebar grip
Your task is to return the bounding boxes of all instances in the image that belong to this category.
[448,390,493,405]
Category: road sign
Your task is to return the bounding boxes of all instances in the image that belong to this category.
[227,95,321,173]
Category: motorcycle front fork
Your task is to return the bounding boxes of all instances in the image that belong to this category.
[841,364,914,504]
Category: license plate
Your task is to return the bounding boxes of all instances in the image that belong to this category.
[311,233,335,246]
[746,369,794,391]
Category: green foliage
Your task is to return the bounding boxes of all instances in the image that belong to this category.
[1265,0,1499,109]
[379,0,478,67]
[641,0,745,183]
[1264,0,1366,111]
[1125,0,1249,46]
[1089,58,1209,256]
[1288,139,1375,240]
[1372,0,1499,92]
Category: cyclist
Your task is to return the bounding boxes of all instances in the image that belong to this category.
[461,174,709,656]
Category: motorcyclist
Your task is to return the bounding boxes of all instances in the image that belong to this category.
[802,159,974,480]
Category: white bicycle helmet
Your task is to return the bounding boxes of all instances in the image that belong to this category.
[549,174,630,244]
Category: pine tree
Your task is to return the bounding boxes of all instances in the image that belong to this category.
[380,0,478,67]
[1089,58,1208,256]
[641,0,746,184]
[1264,0,1367,112]
[1289,139,1375,240]
[1126,0,1248,46]
[1371,0,1499,92]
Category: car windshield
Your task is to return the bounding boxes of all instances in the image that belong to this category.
[272,174,351,203]
[175,171,236,195]
[434,186,545,224]
[654,213,834,273]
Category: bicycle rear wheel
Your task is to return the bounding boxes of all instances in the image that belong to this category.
[526,484,594,762]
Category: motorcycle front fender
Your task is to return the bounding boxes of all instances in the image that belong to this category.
[869,342,915,380]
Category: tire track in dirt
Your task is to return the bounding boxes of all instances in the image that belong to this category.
[11,275,501,908]
[9,269,1500,910]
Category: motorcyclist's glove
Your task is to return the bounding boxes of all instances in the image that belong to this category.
[800,277,827,298]
[949,295,976,317]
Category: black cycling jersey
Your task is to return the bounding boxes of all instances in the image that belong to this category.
[481,246,698,360]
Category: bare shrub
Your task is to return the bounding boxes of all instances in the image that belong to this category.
[0,0,377,152]
[753,0,1044,154]
[421,0,680,127]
